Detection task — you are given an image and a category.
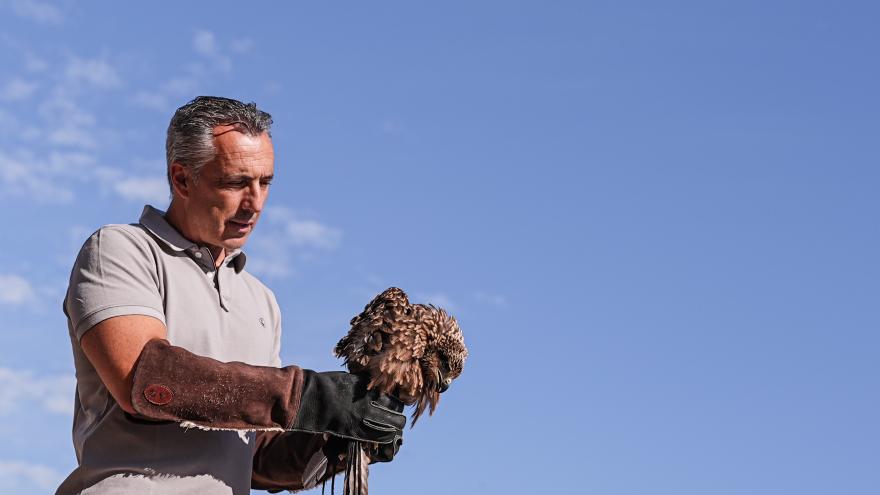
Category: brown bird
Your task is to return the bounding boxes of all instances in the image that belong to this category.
[331,287,468,494]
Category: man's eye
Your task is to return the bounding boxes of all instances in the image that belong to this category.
[220,180,248,188]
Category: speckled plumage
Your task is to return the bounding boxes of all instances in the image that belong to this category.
[335,287,468,425]
[328,287,467,495]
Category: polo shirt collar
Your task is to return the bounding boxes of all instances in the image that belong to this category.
[139,205,247,273]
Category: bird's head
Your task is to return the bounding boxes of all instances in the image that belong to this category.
[412,304,467,424]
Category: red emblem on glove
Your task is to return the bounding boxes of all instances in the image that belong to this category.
[144,384,173,405]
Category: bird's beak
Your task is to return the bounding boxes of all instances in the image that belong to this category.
[435,369,451,393]
[438,377,451,393]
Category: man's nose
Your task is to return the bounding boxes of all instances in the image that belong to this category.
[245,182,268,212]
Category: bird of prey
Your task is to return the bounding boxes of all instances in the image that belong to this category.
[330,287,468,494]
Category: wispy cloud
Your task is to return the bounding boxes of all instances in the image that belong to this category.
[0,152,76,203]
[130,77,197,112]
[230,38,255,54]
[5,0,65,25]
[381,120,405,134]
[65,56,123,89]
[87,167,168,204]
[132,91,169,112]
[244,249,292,278]
[0,368,75,415]
[47,126,99,149]
[132,32,246,113]
[1,147,167,208]
[38,94,97,126]
[112,175,169,204]
[3,32,253,208]
[0,460,64,491]
[0,108,21,131]
[0,49,144,206]
[23,51,48,72]
[0,274,35,304]
[0,149,159,205]
[38,95,99,149]
[193,30,219,56]
[268,207,343,250]
[0,59,163,203]
[193,30,232,72]
[162,77,198,96]
[417,292,457,311]
[0,77,38,101]
[284,218,342,249]
[474,291,508,307]
[247,207,343,278]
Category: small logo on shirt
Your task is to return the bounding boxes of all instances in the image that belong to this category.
[258,317,266,328]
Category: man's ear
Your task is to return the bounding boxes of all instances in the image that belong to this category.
[169,163,191,199]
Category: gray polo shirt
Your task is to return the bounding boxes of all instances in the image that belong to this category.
[57,205,282,495]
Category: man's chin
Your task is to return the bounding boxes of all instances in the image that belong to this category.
[221,235,250,252]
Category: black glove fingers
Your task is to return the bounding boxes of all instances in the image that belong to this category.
[367,387,405,412]
[365,400,406,429]
[370,436,403,463]
[294,370,405,449]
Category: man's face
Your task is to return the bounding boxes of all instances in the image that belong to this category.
[176,126,275,254]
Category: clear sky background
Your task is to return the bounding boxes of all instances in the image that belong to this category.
[0,1,877,494]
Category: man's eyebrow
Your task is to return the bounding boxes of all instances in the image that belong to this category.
[218,174,274,182]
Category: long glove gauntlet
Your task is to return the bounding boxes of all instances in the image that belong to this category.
[130,339,405,446]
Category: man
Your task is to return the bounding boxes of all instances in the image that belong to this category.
[57,96,404,494]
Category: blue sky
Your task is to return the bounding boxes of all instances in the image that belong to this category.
[0,1,877,493]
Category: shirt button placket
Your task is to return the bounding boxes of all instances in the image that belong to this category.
[217,266,230,311]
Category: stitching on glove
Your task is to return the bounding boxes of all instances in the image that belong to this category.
[361,418,398,432]
[368,400,406,417]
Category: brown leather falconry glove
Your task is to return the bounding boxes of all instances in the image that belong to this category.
[129,339,405,452]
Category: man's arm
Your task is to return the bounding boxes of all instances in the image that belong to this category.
[129,339,405,447]
[80,315,167,415]
[252,431,347,492]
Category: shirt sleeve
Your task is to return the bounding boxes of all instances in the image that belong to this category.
[65,225,166,341]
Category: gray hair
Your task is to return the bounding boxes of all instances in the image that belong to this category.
[165,96,273,191]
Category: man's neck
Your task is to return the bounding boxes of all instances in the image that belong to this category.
[165,201,226,268]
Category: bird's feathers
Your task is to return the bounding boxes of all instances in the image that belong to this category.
[330,287,467,495]
[335,287,467,424]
